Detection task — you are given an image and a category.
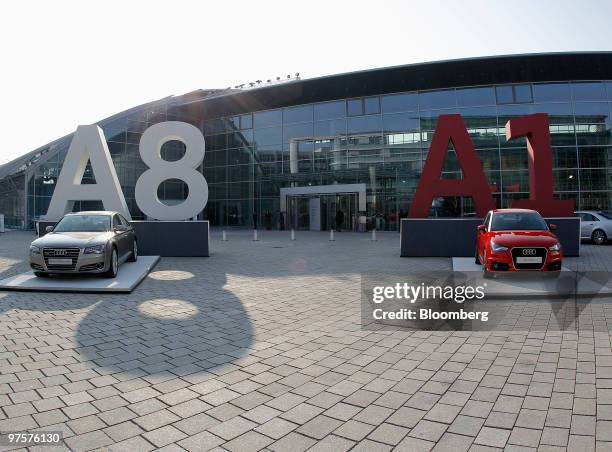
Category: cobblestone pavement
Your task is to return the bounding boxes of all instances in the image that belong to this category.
[0,229,612,451]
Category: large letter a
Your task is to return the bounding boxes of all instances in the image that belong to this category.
[45,125,131,220]
[409,115,495,218]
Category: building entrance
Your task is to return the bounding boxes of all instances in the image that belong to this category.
[287,193,358,231]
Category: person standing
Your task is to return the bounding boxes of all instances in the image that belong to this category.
[336,209,344,232]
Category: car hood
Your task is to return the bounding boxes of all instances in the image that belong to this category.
[32,231,112,248]
[489,230,559,247]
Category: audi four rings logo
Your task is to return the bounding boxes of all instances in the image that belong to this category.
[53,250,67,256]
[522,249,537,255]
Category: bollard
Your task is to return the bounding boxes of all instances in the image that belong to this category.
[253,229,259,241]
[291,229,295,241]
[329,229,335,241]
[371,229,377,241]
[222,230,227,241]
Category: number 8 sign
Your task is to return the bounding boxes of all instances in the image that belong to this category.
[135,122,208,221]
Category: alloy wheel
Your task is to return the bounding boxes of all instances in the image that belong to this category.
[592,229,607,245]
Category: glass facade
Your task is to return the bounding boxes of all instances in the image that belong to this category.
[2,79,612,231]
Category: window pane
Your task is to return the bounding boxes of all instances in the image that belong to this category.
[283,105,313,123]
[573,102,610,122]
[240,114,252,129]
[495,86,514,104]
[284,122,313,141]
[419,90,456,109]
[605,82,612,101]
[364,97,381,115]
[381,93,418,113]
[314,101,345,120]
[533,83,571,102]
[532,103,574,123]
[254,127,282,145]
[514,85,533,103]
[553,169,578,191]
[314,119,346,137]
[253,109,282,127]
[572,82,606,101]
[347,99,363,116]
[456,87,496,107]
[347,116,381,134]
[382,112,419,132]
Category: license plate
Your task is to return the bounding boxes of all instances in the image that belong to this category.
[48,258,72,265]
[516,256,542,263]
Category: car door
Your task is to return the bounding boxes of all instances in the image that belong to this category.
[112,214,128,259]
[579,213,597,239]
[478,212,491,260]
[119,214,134,257]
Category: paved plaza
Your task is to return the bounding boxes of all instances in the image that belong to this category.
[1,229,612,451]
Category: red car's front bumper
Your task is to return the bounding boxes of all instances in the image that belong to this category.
[484,247,562,272]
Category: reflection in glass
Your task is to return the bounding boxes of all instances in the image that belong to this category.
[456,87,496,107]
[253,109,282,127]
[572,82,606,101]
[419,90,456,109]
[381,93,418,113]
[314,101,346,120]
[533,83,571,103]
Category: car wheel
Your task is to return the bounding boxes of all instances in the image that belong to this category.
[127,240,138,262]
[104,248,118,278]
[591,229,607,245]
[33,271,48,277]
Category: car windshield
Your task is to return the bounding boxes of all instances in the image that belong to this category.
[598,211,612,220]
[491,212,548,231]
[53,215,110,232]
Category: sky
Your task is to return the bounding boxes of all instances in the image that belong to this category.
[1,0,612,164]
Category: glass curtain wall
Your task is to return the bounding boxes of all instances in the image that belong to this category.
[11,80,612,230]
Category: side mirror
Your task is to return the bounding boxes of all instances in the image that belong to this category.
[477,224,486,233]
[45,225,54,233]
[114,225,128,232]
[549,223,557,231]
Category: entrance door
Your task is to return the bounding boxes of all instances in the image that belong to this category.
[288,193,357,231]
[287,196,309,230]
[321,193,357,231]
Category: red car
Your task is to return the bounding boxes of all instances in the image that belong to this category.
[475,209,562,275]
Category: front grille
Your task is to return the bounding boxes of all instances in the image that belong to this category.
[511,247,547,270]
[43,248,80,271]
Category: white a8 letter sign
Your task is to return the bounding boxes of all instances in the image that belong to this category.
[45,121,208,221]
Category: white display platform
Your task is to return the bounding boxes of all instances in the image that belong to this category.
[451,257,612,298]
[0,256,160,293]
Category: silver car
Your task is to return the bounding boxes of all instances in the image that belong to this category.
[575,210,612,245]
[30,211,137,277]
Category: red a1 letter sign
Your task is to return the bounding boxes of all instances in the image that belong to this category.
[505,114,574,216]
[409,115,495,218]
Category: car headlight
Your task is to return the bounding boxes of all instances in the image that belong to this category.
[490,241,508,253]
[84,244,105,254]
[29,245,41,255]
[549,243,561,252]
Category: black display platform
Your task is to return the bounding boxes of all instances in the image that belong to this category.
[400,217,580,257]
[36,220,209,257]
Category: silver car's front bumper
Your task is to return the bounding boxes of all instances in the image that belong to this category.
[30,248,110,274]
